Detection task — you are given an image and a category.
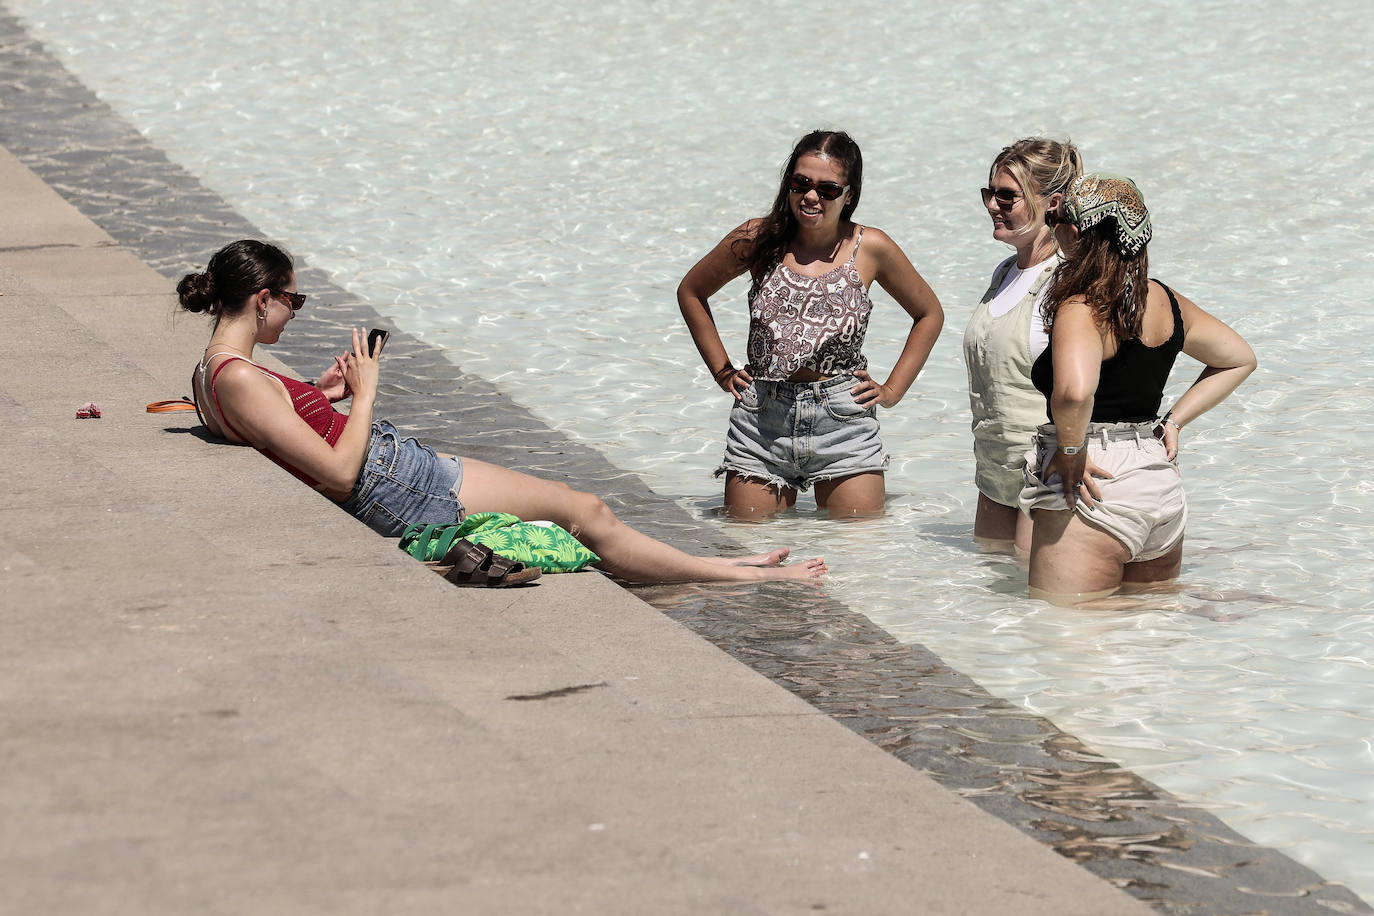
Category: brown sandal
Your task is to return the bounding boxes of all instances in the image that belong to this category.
[427,538,542,588]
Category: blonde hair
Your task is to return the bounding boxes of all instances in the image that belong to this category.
[989,137,1083,238]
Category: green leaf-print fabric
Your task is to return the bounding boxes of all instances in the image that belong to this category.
[400,513,599,573]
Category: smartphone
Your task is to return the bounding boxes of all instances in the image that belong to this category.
[367,328,391,356]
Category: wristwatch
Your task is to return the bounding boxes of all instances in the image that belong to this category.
[1059,441,1085,456]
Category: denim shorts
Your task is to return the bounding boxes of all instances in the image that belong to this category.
[1019,421,1187,562]
[338,420,466,537]
[714,375,888,492]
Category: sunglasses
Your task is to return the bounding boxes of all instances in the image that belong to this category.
[1044,209,1074,228]
[271,289,308,311]
[980,186,1023,206]
[788,174,849,201]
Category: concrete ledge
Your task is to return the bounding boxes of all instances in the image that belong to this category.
[0,147,1157,913]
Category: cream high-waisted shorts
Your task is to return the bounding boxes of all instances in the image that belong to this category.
[1019,421,1187,562]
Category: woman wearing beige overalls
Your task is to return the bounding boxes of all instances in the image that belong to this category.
[963,138,1082,552]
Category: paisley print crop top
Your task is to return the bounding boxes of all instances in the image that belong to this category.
[745,227,871,380]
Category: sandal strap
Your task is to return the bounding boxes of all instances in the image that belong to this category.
[445,540,494,580]
[482,553,525,583]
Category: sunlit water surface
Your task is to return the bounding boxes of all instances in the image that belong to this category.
[12,0,1372,899]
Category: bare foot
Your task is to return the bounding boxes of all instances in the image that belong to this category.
[702,548,792,568]
[754,556,827,579]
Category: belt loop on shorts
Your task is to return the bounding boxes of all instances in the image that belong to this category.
[1086,421,1154,448]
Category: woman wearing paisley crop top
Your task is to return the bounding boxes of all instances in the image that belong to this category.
[180,240,828,585]
[679,130,944,517]
[1018,175,1255,604]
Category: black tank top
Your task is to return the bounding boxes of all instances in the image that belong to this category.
[1031,280,1185,423]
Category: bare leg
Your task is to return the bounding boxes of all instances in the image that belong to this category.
[974,494,1014,548]
[701,548,790,567]
[1027,508,1132,605]
[458,458,825,584]
[724,473,797,520]
[1014,509,1033,556]
[1123,538,1183,584]
[975,495,1034,555]
[814,471,885,517]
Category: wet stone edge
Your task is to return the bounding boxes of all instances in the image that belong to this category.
[0,10,1366,914]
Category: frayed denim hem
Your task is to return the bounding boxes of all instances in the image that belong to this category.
[806,452,890,486]
[713,464,804,492]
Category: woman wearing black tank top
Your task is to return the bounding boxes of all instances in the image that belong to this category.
[1019,174,1256,604]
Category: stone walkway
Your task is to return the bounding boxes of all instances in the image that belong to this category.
[0,6,1368,913]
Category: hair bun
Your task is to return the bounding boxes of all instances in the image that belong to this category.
[176,270,217,314]
[179,240,294,319]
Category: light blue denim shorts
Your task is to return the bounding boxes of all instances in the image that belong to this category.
[714,375,888,492]
[339,420,466,537]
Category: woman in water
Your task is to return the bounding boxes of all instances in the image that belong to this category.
[180,239,827,585]
[964,138,1082,552]
[678,130,944,518]
[1020,174,1256,602]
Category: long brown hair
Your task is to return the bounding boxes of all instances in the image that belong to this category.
[1042,223,1149,341]
[735,130,863,298]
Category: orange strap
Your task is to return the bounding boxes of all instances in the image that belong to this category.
[146,398,197,413]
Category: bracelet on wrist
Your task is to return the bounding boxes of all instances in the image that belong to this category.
[712,363,736,381]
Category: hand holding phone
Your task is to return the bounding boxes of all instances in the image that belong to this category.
[367,328,391,357]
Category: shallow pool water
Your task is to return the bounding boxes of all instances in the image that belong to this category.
[10,0,1373,900]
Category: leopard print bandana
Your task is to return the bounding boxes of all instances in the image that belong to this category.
[1064,173,1151,258]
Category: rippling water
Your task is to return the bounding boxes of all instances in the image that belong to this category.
[11,0,1373,900]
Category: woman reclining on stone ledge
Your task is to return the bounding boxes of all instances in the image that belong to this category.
[180,239,827,586]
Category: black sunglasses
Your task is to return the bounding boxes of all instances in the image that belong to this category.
[980,186,1023,206]
[788,174,849,201]
[1044,209,1074,228]
[271,289,308,311]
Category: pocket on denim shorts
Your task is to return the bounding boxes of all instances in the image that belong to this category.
[822,387,873,421]
[735,382,761,413]
[355,495,407,537]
